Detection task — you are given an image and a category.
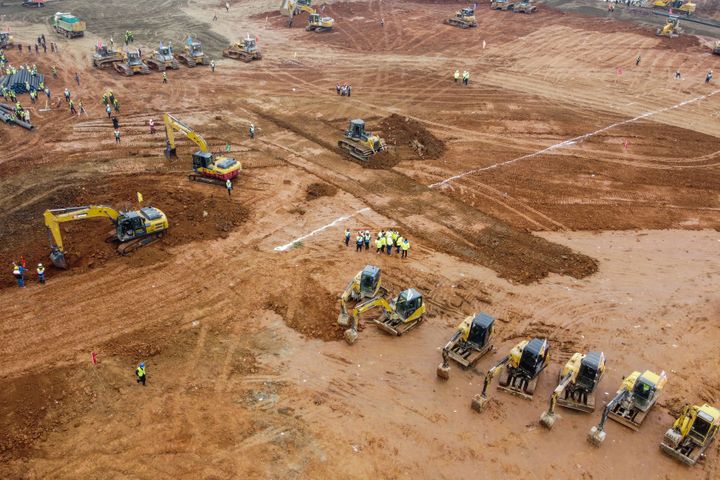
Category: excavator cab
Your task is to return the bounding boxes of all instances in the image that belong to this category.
[518,338,549,378]
[467,313,494,346]
[243,37,258,53]
[117,207,165,241]
[576,351,604,391]
[633,373,660,410]
[394,288,423,320]
[346,119,367,140]
[159,45,172,60]
[192,151,214,169]
[690,409,716,443]
[459,7,474,17]
[359,265,381,297]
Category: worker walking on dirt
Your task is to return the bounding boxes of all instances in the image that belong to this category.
[675,69,682,80]
[63,88,70,102]
[344,228,351,247]
[249,124,255,139]
[163,72,168,84]
[106,104,112,118]
[12,262,25,288]
[37,263,45,284]
[454,69,459,83]
[135,362,146,386]
[396,235,403,254]
[113,98,120,112]
[69,99,76,115]
[211,60,216,72]
[356,232,364,252]
[75,72,80,86]
[385,230,393,255]
[462,70,470,86]
[78,100,85,115]
[226,178,233,197]
[112,116,120,129]
[401,238,410,259]
[635,54,641,66]
[149,118,156,134]
[364,230,371,250]
[706,69,713,83]
[51,66,57,78]
[226,2,230,12]
[114,129,121,144]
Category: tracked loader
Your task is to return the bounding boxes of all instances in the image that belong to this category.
[92,41,124,69]
[179,37,208,67]
[446,7,477,28]
[471,338,550,412]
[146,42,180,71]
[223,36,262,62]
[437,313,494,379]
[337,265,387,326]
[338,119,386,163]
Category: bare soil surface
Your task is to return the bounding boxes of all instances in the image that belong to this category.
[1,1,719,479]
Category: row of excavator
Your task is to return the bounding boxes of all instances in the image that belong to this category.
[336,265,719,467]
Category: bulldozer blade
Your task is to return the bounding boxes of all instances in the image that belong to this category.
[447,342,492,369]
[343,328,358,345]
[337,312,349,327]
[50,249,68,269]
[539,411,556,430]
[587,426,606,447]
[471,394,488,413]
[608,409,647,431]
[660,441,701,466]
[436,363,450,380]
[557,394,596,413]
[165,146,177,159]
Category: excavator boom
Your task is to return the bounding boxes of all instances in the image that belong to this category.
[44,206,121,268]
[164,113,209,158]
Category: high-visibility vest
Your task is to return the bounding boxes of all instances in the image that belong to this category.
[136,366,145,377]
[356,235,363,244]
[37,266,45,274]
[375,238,382,249]
[402,240,410,251]
[379,237,386,247]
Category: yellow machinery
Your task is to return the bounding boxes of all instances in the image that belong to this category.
[44,205,169,269]
[306,12,334,32]
[163,113,241,185]
[280,0,334,31]
[337,265,387,326]
[490,0,516,11]
[338,119,386,163]
[223,35,262,62]
[539,351,606,429]
[92,41,123,69]
[653,0,695,15]
[179,36,207,67]
[114,48,150,76]
[661,404,720,466]
[145,42,180,71]
[437,313,494,379]
[446,7,477,28]
[588,370,667,446]
[656,17,682,37]
[344,288,426,345]
[713,41,720,56]
[471,338,550,412]
[513,1,537,13]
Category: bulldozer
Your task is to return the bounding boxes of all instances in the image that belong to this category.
[145,42,180,71]
[344,288,426,345]
[338,119,386,163]
[0,31,14,49]
[436,313,494,379]
[446,7,477,28]
[539,351,606,429]
[513,1,537,13]
[490,0,516,11]
[163,113,241,185]
[654,0,696,16]
[113,48,150,76]
[306,12,334,32]
[656,17,682,37]
[178,36,207,67]
[588,369,667,446]
[661,403,719,466]
[44,205,169,269]
[92,41,123,69]
[223,35,262,62]
[337,265,387,327]
[471,338,550,412]
[713,41,720,56]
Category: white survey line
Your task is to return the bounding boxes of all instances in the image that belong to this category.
[274,208,371,251]
[429,89,720,188]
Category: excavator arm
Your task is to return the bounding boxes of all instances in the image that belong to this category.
[44,206,121,268]
[337,276,359,326]
[588,388,630,446]
[164,113,209,158]
[471,355,510,412]
[343,296,392,345]
[539,372,574,429]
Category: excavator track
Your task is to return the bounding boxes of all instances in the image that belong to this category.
[497,367,544,400]
[338,139,373,163]
[178,54,196,67]
[116,231,165,256]
[446,18,476,28]
[371,317,423,336]
[447,341,492,368]
[188,173,227,186]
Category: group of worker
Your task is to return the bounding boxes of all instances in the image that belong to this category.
[344,228,411,258]
[124,30,135,45]
[453,69,470,86]
[336,83,352,96]
[11,259,45,288]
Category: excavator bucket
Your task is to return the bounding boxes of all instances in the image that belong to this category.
[539,410,557,429]
[587,426,606,446]
[344,328,358,345]
[471,394,489,413]
[436,363,451,380]
[50,247,68,269]
[337,311,350,326]
[165,142,177,159]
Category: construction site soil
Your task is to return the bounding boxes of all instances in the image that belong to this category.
[1,0,719,479]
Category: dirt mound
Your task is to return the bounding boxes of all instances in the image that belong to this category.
[305,182,338,201]
[379,114,446,161]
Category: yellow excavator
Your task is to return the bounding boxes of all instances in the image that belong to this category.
[344,288,426,345]
[437,313,495,379]
[471,338,550,412]
[337,265,387,326]
[656,17,682,37]
[163,113,241,185]
[588,369,667,446]
[280,0,334,31]
[539,351,606,429]
[338,119,386,164]
[661,403,720,466]
[446,7,477,28]
[44,205,169,269]
[306,12,334,32]
[654,0,695,16]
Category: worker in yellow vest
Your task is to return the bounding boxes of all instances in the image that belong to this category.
[376,233,386,254]
[401,238,410,259]
[135,362,146,386]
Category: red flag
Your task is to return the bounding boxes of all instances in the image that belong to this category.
[616,67,623,76]
[255,35,260,43]
[91,351,97,365]
[623,139,629,150]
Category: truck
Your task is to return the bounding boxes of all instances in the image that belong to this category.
[52,12,86,38]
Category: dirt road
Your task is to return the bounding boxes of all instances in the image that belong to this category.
[1,1,719,478]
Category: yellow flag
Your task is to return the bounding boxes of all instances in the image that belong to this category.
[137,192,143,203]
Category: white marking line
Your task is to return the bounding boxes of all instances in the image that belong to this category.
[429,89,720,188]
[274,208,371,251]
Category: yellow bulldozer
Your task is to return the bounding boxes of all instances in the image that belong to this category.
[44,205,169,269]
[471,338,550,412]
[587,369,667,446]
[446,7,477,28]
[145,42,180,71]
[661,403,719,466]
[163,113,242,185]
[344,288,426,345]
[539,351,606,429]
[92,41,124,69]
[437,313,495,379]
[223,35,262,62]
[654,0,695,16]
[114,48,150,76]
[337,265,387,326]
[656,17,682,37]
[338,119,386,163]
[178,36,208,67]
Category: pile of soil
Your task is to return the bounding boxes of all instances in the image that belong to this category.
[305,182,338,201]
[379,114,446,160]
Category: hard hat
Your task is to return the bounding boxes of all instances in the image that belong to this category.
[37,263,43,267]
[139,362,145,368]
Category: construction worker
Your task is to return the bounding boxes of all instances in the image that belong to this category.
[163,71,168,84]
[635,54,641,66]
[101,93,108,105]
[149,118,156,134]
[75,72,80,86]
[401,238,410,259]
[114,129,121,144]
[344,228,351,247]
[63,88,70,102]
[364,230,371,250]
[135,362,146,386]
[51,65,57,78]
[78,100,85,115]
[106,104,112,118]
[675,69,682,80]
[249,123,255,139]
[210,59,215,72]
[12,262,25,288]
[112,116,120,129]
[356,232,364,252]
[463,70,470,86]
[396,235,403,254]
[69,99,76,114]
[385,230,393,255]
[454,69,459,83]
[706,69,713,83]
[391,230,399,247]
[225,178,233,197]
[37,263,45,284]
[376,233,385,254]
[113,98,120,112]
